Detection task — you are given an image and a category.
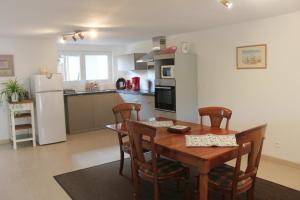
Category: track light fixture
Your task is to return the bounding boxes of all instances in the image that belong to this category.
[220,0,233,9]
[59,30,98,43]
[60,31,85,43]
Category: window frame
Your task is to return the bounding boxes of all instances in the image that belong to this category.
[58,51,113,84]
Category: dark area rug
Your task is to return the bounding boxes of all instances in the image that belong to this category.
[54,159,300,200]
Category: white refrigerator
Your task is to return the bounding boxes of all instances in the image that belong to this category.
[31,73,66,145]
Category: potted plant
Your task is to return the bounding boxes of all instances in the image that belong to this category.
[0,79,28,103]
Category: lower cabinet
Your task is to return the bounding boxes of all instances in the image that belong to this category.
[67,95,94,133]
[66,93,117,134]
[65,92,157,134]
[93,93,117,128]
[118,93,155,120]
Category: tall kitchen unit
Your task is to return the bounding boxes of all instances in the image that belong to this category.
[154,53,198,123]
[31,74,66,145]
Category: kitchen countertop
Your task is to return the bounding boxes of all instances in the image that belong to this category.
[116,89,155,96]
[64,89,154,97]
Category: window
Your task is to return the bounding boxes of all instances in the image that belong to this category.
[58,54,81,81]
[58,52,112,82]
[85,55,109,80]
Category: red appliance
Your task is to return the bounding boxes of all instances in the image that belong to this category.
[125,80,132,90]
[132,77,140,91]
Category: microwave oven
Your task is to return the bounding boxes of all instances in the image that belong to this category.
[161,65,175,79]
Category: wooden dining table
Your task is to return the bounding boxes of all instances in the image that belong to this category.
[106,117,239,200]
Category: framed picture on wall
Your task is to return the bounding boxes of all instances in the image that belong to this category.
[0,55,14,76]
[236,44,267,69]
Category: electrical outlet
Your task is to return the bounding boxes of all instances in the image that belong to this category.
[274,142,280,148]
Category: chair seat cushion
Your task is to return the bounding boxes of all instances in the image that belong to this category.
[121,141,131,153]
[140,157,186,178]
[209,164,253,191]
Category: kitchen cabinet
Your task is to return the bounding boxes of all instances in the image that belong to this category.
[93,93,116,128]
[66,93,117,134]
[118,93,155,120]
[67,95,94,133]
[117,53,147,71]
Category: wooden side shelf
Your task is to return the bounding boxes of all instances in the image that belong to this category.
[15,124,32,130]
[15,113,31,118]
[8,100,36,150]
[15,134,34,142]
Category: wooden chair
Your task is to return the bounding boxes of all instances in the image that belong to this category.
[207,124,267,200]
[112,103,141,175]
[127,120,189,200]
[198,107,232,129]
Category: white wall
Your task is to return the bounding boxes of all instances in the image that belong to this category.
[126,11,300,164]
[0,38,58,140]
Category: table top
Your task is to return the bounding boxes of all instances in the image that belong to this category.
[106,117,239,163]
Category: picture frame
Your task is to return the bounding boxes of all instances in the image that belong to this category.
[0,55,14,76]
[236,44,267,69]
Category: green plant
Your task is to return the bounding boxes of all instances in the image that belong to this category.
[0,79,27,102]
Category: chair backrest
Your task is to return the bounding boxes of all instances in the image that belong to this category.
[232,124,267,191]
[112,103,141,124]
[126,120,159,178]
[198,107,232,129]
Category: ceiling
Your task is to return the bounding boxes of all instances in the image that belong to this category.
[1,0,300,44]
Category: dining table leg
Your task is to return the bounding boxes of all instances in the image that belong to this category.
[198,172,209,200]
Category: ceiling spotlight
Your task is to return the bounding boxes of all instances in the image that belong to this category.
[72,34,77,42]
[59,35,67,44]
[220,0,233,9]
[89,30,98,39]
[78,32,85,40]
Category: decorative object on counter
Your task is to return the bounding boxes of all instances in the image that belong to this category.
[125,79,132,90]
[181,42,190,54]
[85,81,99,91]
[0,55,14,77]
[1,79,28,103]
[39,66,49,75]
[236,44,267,69]
[162,46,177,54]
[116,78,126,90]
[132,77,140,91]
[168,125,191,134]
[185,134,238,147]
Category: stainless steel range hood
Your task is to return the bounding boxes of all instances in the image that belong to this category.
[136,36,166,63]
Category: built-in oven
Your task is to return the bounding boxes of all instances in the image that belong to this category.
[155,79,176,112]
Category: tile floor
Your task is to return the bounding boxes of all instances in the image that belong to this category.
[0,129,299,200]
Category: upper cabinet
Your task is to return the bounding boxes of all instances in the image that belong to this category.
[117,53,147,71]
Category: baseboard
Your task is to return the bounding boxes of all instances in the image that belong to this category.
[261,154,300,170]
[0,139,10,144]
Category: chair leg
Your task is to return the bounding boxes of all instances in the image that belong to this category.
[119,150,124,175]
[194,176,199,200]
[176,178,181,192]
[222,194,226,200]
[247,187,255,200]
[154,181,160,200]
[230,193,236,200]
[132,167,140,200]
[184,171,190,200]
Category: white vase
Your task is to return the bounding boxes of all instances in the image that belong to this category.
[11,92,19,103]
